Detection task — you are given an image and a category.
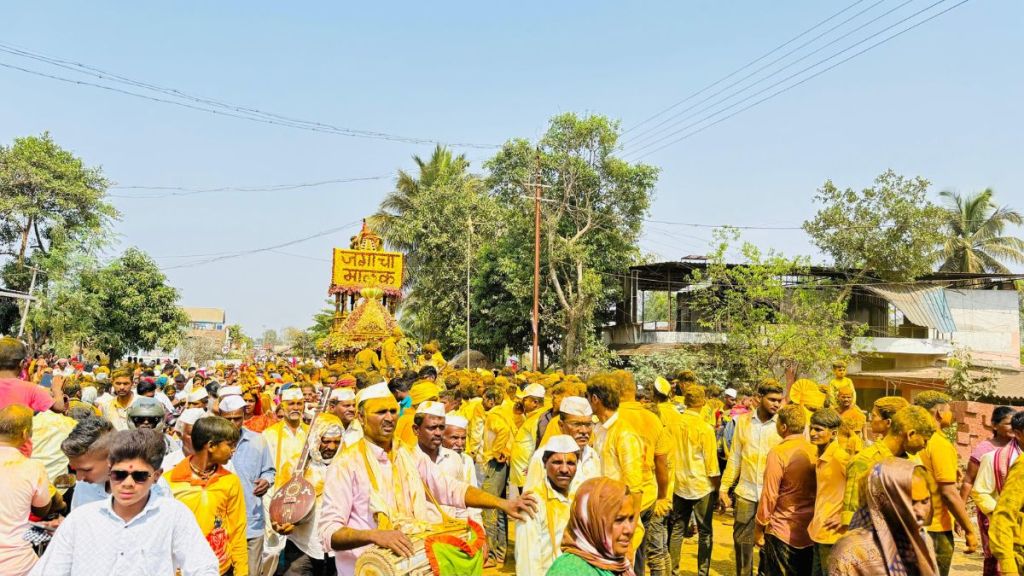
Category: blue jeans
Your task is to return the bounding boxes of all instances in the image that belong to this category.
[480,459,508,562]
[669,492,716,576]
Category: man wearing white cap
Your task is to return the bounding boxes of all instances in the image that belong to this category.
[509,383,546,493]
[317,382,539,576]
[437,413,482,525]
[524,395,601,492]
[186,387,209,411]
[219,393,276,576]
[515,434,580,576]
[262,387,309,493]
[328,387,362,448]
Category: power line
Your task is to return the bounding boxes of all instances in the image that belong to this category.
[158,219,362,271]
[621,0,876,144]
[108,175,389,199]
[0,41,498,149]
[628,0,972,159]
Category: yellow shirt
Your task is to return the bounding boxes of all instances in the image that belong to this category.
[842,440,893,525]
[808,440,851,544]
[458,398,485,460]
[165,460,249,576]
[593,412,646,507]
[538,414,562,448]
[262,421,309,489]
[393,409,418,448]
[354,348,383,372]
[656,401,682,428]
[669,409,720,500]
[618,401,668,510]
[720,411,782,503]
[989,458,1024,576]
[918,431,958,533]
[482,406,515,463]
[700,398,724,429]
[827,376,855,408]
[510,408,544,487]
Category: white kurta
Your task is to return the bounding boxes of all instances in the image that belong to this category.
[514,477,571,576]
[435,447,483,525]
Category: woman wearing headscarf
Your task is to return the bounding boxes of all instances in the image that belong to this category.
[547,477,638,576]
[829,457,939,576]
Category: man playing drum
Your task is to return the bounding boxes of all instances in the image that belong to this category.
[317,382,538,576]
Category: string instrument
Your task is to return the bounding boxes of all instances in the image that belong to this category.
[268,385,333,526]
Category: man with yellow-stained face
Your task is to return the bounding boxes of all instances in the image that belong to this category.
[317,382,539,576]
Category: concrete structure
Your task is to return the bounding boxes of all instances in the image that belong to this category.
[182,306,228,351]
[603,261,1024,407]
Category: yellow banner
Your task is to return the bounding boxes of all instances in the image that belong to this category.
[331,249,404,291]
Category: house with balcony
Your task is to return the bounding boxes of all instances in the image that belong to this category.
[603,260,1024,407]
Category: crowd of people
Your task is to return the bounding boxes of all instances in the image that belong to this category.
[1,334,1023,576]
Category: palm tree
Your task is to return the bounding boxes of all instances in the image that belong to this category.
[366,145,472,253]
[936,188,1024,273]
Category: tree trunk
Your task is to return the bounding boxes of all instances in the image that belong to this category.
[18,216,32,264]
[562,308,582,372]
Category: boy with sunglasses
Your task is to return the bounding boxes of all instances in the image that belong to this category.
[30,428,219,575]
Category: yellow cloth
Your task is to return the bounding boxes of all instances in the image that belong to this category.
[382,337,405,371]
[594,412,646,506]
[261,421,309,489]
[458,398,485,460]
[989,458,1024,576]
[918,431,958,533]
[482,405,515,463]
[841,440,893,525]
[164,460,249,576]
[700,398,724,429]
[408,382,440,406]
[538,414,562,448]
[510,408,544,487]
[514,478,571,575]
[808,440,851,545]
[394,409,418,448]
[354,348,383,372]
[618,401,668,510]
[668,409,720,500]
[789,379,826,409]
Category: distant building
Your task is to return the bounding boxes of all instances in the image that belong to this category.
[604,260,1023,405]
[182,307,228,351]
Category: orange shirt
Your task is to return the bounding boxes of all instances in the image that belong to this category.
[808,440,851,545]
[755,434,818,549]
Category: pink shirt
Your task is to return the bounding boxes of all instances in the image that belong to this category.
[318,440,469,576]
[0,446,50,576]
[0,378,53,413]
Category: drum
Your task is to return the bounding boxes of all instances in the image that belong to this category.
[354,523,479,576]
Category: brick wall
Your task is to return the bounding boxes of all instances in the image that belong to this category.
[950,400,998,463]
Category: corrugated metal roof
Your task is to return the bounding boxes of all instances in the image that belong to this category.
[863,284,957,333]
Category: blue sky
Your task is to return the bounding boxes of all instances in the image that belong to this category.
[2,1,1021,336]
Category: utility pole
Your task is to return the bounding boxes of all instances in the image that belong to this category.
[466,214,473,367]
[17,265,39,338]
[531,153,541,371]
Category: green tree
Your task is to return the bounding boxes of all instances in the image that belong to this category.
[0,132,117,264]
[485,113,658,370]
[369,146,498,351]
[0,133,118,335]
[31,248,188,360]
[803,170,945,282]
[691,230,856,382]
[935,188,1024,273]
[308,300,336,343]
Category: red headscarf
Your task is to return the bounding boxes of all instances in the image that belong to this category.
[560,477,636,576]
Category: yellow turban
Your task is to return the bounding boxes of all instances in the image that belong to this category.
[409,381,441,406]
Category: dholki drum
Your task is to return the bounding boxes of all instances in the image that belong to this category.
[354,523,478,576]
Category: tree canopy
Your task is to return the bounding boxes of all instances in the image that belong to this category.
[935,188,1024,273]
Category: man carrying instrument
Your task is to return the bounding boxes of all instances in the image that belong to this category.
[278,420,343,576]
[317,382,539,576]
[262,387,310,571]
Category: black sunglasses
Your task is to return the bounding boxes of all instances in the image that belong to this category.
[110,469,153,483]
[130,416,162,426]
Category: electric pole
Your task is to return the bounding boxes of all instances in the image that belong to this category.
[532,154,541,371]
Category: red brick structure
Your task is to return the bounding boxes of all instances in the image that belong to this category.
[951,400,1000,463]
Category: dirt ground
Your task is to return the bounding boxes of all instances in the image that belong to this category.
[488,512,983,576]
